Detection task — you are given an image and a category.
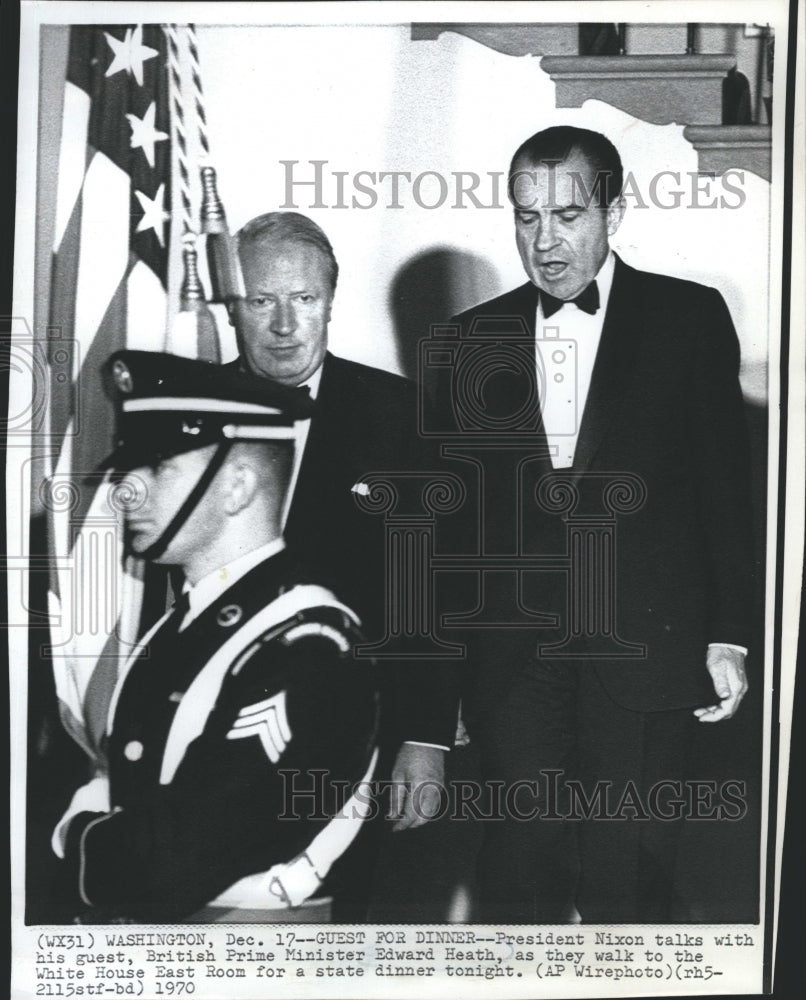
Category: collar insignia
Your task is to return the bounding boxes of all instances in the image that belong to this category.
[217,604,243,628]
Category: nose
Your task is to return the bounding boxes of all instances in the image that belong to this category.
[270,299,296,336]
[121,467,151,512]
[534,215,559,253]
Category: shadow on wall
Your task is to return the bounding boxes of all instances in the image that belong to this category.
[388,247,501,382]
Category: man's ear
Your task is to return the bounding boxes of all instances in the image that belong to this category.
[606,196,626,236]
[223,460,258,515]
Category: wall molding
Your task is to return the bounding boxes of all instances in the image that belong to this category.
[540,55,736,125]
[683,125,772,181]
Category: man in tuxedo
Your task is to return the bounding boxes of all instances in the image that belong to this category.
[54,352,379,922]
[227,212,458,836]
[443,126,754,922]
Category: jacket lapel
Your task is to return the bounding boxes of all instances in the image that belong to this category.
[571,257,644,475]
[285,353,345,538]
[497,281,539,339]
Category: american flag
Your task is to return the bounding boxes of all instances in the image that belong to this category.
[46,25,176,762]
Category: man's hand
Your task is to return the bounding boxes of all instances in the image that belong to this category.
[694,645,748,722]
[388,744,446,832]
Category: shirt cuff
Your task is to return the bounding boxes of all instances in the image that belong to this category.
[708,642,749,656]
[403,740,450,752]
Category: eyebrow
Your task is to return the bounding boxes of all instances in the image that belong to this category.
[515,203,587,215]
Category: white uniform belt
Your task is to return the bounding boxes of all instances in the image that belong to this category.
[208,746,379,910]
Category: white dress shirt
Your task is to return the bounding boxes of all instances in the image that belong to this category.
[536,251,615,471]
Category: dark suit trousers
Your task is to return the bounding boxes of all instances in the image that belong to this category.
[474,659,696,923]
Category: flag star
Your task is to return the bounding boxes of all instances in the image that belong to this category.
[105,26,158,87]
[134,184,169,247]
[126,102,168,168]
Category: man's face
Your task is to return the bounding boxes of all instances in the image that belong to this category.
[123,446,220,567]
[511,149,624,301]
[232,240,334,387]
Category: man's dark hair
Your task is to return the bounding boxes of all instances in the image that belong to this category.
[508,126,624,208]
[236,211,339,291]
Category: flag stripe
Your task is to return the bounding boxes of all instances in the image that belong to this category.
[127,257,172,351]
[48,200,81,456]
[53,81,91,253]
[73,151,131,354]
[73,276,129,498]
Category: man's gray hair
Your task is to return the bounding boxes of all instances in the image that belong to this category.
[236,211,339,291]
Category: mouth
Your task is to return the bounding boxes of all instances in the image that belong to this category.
[126,520,151,533]
[536,261,568,278]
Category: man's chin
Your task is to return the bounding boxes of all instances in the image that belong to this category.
[259,363,310,388]
[246,356,303,386]
[125,532,154,559]
[531,273,586,301]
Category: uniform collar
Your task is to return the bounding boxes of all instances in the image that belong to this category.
[185,538,286,623]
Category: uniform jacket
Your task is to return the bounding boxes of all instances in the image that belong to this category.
[62,550,378,922]
[262,351,459,749]
[443,255,754,714]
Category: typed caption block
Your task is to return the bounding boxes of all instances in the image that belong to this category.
[14,924,762,998]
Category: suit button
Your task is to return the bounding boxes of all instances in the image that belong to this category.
[124,740,144,762]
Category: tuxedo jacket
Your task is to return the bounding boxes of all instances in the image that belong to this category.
[444,255,754,715]
[63,551,378,921]
[275,352,458,749]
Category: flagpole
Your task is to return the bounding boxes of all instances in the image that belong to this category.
[166,24,222,362]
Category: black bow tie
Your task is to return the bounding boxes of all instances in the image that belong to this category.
[540,281,600,318]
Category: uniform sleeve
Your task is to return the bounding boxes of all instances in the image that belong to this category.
[63,628,377,922]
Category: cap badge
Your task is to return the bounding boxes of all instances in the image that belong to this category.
[112,359,133,394]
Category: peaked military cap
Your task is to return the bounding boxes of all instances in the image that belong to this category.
[99,350,314,472]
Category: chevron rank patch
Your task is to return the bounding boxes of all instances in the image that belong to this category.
[226,691,291,763]
[281,622,351,652]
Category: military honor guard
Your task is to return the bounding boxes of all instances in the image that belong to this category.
[52,352,379,923]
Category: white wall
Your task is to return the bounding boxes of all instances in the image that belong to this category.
[194,25,769,402]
